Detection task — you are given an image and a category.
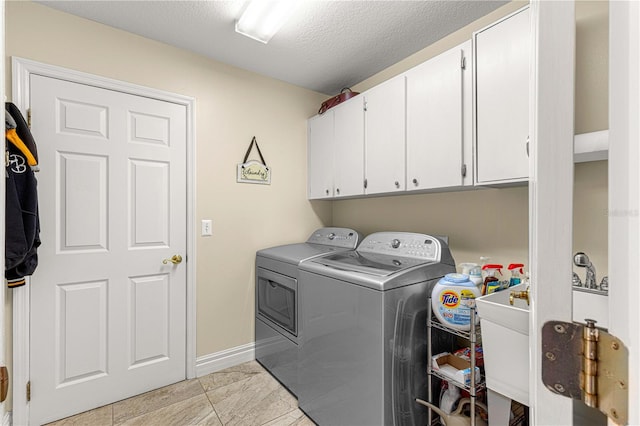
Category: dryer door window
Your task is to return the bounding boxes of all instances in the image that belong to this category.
[257,268,297,337]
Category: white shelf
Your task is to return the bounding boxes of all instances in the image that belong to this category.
[574,130,608,163]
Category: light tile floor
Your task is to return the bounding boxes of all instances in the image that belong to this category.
[46,361,315,426]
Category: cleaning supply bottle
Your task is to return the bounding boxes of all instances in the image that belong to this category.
[508,263,525,287]
[439,381,461,418]
[432,273,481,330]
[481,264,503,295]
[458,263,482,287]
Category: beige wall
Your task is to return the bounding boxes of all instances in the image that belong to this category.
[5,1,332,357]
[4,0,609,368]
[334,1,610,280]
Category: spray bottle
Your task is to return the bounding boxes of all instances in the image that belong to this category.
[508,263,525,287]
[481,264,503,295]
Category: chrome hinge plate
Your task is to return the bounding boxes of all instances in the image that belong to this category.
[542,320,628,425]
[26,380,31,402]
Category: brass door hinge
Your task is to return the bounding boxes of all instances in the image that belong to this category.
[26,380,31,402]
[0,367,8,402]
[27,109,32,128]
[542,320,628,425]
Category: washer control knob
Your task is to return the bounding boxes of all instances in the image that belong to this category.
[391,239,401,249]
[328,233,335,240]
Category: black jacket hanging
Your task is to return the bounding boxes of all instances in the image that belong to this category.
[5,103,40,288]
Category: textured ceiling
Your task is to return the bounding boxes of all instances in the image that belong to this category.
[36,0,509,95]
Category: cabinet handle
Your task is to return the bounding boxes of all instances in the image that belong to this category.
[395,181,400,188]
[364,179,368,189]
[336,188,340,195]
[526,136,530,157]
[412,178,419,186]
[325,189,329,195]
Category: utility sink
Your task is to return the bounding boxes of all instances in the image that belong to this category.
[476,283,529,335]
[476,283,530,410]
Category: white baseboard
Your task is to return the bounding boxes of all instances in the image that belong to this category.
[195,342,256,377]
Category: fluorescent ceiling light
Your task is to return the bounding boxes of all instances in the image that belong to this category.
[235,1,298,44]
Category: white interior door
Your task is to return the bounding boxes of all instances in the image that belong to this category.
[28,74,187,425]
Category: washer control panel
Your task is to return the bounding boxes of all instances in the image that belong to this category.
[307,227,362,249]
[357,232,442,261]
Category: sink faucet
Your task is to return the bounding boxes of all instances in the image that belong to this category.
[574,252,597,289]
[510,285,530,306]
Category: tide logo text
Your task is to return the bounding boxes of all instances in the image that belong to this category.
[440,291,460,308]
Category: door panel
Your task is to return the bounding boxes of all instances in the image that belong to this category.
[58,153,108,251]
[58,99,108,138]
[476,7,530,184]
[307,113,334,199]
[406,42,467,190]
[129,274,170,366]
[29,74,187,425]
[334,99,364,197]
[130,160,170,247]
[364,76,406,194]
[57,280,108,384]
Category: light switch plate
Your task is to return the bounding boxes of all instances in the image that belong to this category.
[201,219,212,236]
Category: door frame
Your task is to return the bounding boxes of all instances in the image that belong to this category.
[10,57,197,425]
[609,1,640,424]
[0,1,7,425]
[529,1,574,424]
[531,2,640,425]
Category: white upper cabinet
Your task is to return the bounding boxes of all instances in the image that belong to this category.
[474,7,530,184]
[306,7,532,199]
[307,111,334,199]
[364,75,406,195]
[334,97,365,198]
[406,40,472,191]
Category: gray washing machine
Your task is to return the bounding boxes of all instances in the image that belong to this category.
[297,232,455,426]
[255,227,362,396]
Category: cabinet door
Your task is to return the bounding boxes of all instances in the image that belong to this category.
[475,7,530,184]
[307,112,334,199]
[334,97,365,197]
[406,41,470,191]
[364,76,406,194]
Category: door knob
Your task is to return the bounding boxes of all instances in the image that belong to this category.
[162,255,183,265]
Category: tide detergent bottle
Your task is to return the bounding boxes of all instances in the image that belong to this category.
[432,273,481,331]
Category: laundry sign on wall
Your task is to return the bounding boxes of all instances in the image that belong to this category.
[237,136,271,185]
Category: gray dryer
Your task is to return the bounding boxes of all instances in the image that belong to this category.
[255,227,362,395]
